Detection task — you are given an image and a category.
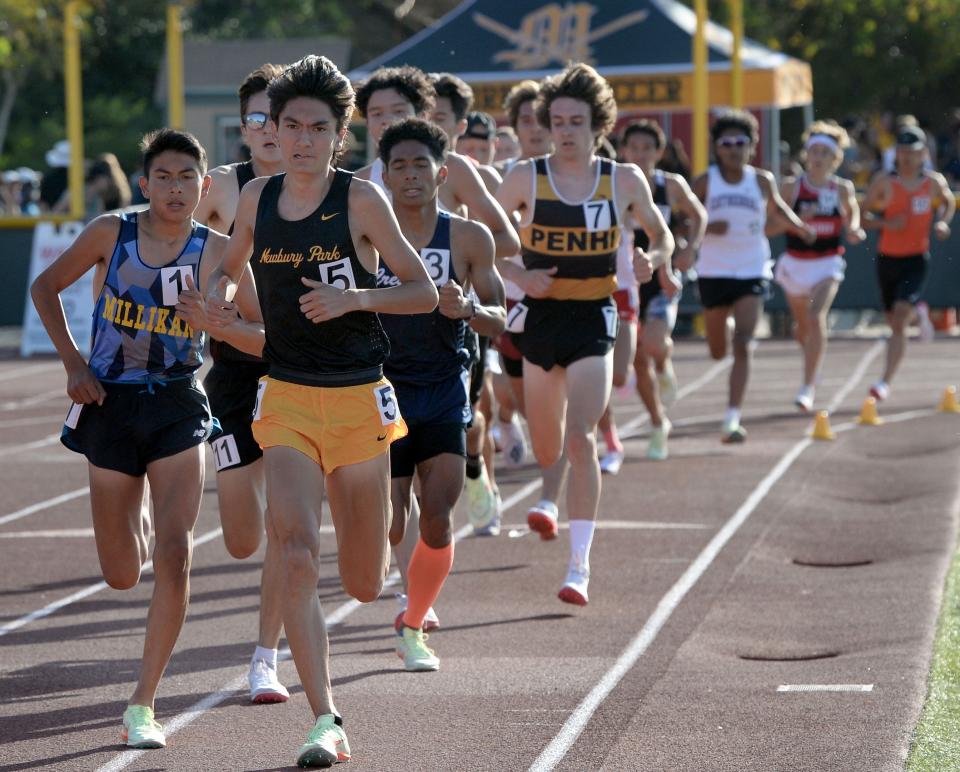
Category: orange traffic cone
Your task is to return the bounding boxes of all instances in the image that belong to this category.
[938,386,960,414]
[857,397,883,426]
[811,410,835,440]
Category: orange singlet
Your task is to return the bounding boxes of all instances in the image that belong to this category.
[878,176,935,257]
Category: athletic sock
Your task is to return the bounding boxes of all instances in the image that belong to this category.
[465,453,482,480]
[602,425,623,455]
[402,538,455,631]
[253,645,278,670]
[723,407,741,427]
[568,519,596,568]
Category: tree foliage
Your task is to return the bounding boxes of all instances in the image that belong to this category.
[704,0,960,125]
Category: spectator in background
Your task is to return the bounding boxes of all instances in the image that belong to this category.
[40,140,70,212]
[494,126,520,165]
[85,152,132,215]
[779,140,803,179]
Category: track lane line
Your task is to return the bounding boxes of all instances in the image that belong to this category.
[0,487,89,527]
[528,341,883,771]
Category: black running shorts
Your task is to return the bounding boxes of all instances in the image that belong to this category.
[509,296,618,371]
[204,360,270,472]
[876,253,928,311]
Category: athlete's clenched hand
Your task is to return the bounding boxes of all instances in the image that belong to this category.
[66,362,106,406]
[438,279,471,319]
[299,277,357,322]
[633,248,654,284]
[175,273,209,331]
[519,266,557,299]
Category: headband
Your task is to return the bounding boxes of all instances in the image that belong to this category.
[805,134,840,153]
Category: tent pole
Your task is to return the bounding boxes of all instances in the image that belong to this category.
[692,0,709,175]
[803,102,814,128]
[728,0,743,109]
[63,1,84,219]
[769,107,782,180]
[166,3,185,129]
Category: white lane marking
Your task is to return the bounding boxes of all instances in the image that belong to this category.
[95,482,545,772]
[503,520,709,531]
[777,684,874,693]
[0,527,225,639]
[0,362,63,383]
[528,342,884,772]
[95,359,736,772]
[0,388,64,411]
[0,487,89,526]
[0,528,95,538]
[0,433,59,458]
[0,413,64,429]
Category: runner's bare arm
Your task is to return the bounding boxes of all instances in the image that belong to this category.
[447,218,505,337]
[317,178,437,317]
[477,164,503,195]
[619,163,672,280]
[931,172,956,240]
[764,177,799,238]
[861,173,893,230]
[839,178,867,244]
[667,173,707,271]
[494,160,557,296]
[758,170,814,241]
[448,153,520,257]
[30,215,119,404]
[205,177,267,304]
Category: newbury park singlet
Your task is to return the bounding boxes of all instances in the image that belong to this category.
[519,157,621,300]
[250,170,389,386]
[88,211,208,382]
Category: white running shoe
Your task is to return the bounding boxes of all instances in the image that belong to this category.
[248,658,290,704]
[647,417,672,461]
[500,416,528,468]
[869,381,890,402]
[558,553,590,606]
[599,449,624,475]
[917,301,935,343]
[465,467,497,531]
[658,360,678,406]
[527,499,559,540]
[721,418,747,444]
[794,385,814,413]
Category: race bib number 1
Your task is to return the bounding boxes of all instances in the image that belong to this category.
[160,265,195,306]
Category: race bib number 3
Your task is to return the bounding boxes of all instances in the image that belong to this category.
[420,248,451,286]
[374,383,399,426]
[160,265,195,306]
[211,434,241,471]
[506,302,529,334]
[583,199,612,233]
[317,257,357,290]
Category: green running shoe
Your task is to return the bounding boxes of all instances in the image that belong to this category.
[121,705,165,749]
[647,417,672,461]
[297,713,351,768]
[396,626,440,671]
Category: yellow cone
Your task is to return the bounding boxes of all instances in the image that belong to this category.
[811,410,835,440]
[857,397,883,426]
[938,386,960,413]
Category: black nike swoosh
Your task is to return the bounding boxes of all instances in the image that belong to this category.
[377,433,387,441]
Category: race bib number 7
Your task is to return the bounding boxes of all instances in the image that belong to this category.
[506,302,529,334]
[583,199,612,232]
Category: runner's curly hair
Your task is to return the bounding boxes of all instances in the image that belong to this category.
[268,55,355,131]
[354,66,435,119]
[535,63,617,140]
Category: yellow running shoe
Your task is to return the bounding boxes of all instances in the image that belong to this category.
[396,626,440,671]
[121,705,165,749]
[297,713,351,768]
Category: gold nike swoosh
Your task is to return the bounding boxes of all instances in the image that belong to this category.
[320,212,339,221]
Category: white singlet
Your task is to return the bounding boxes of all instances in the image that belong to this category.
[698,165,771,279]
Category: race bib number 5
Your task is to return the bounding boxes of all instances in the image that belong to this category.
[374,383,399,425]
[317,257,357,290]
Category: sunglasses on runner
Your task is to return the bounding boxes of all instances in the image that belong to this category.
[243,112,269,131]
[717,135,751,148]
